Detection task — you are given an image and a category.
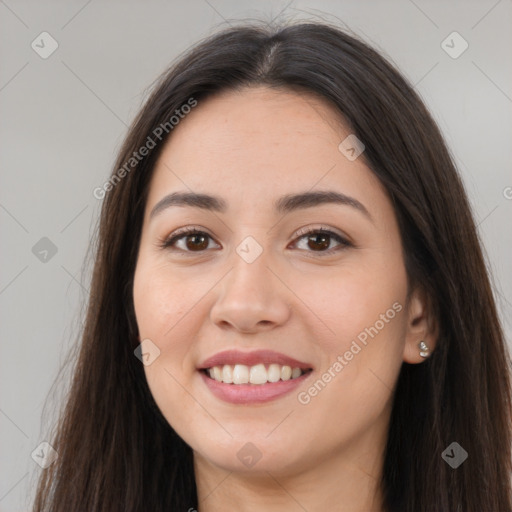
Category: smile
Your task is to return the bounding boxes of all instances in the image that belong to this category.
[203,363,311,384]
[198,349,314,404]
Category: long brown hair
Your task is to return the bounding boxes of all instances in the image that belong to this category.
[33,20,512,511]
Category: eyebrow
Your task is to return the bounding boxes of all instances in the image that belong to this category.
[149,190,373,222]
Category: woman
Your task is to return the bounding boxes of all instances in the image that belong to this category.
[33,20,512,511]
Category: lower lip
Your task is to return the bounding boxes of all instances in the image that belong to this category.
[199,370,312,404]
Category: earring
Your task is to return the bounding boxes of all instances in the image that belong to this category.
[419,340,430,358]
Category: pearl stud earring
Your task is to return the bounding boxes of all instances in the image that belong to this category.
[419,340,430,358]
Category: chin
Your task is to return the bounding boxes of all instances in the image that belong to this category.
[199,448,297,475]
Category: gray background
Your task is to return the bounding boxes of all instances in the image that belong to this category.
[1,1,511,510]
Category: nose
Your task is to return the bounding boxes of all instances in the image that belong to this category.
[209,248,291,334]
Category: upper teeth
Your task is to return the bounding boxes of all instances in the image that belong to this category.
[207,364,304,384]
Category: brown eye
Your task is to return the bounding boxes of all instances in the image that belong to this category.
[161,226,351,257]
[183,233,209,251]
[162,229,218,253]
[292,227,351,256]
[305,232,331,251]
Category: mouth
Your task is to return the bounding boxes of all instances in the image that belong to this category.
[201,364,312,385]
[197,349,314,404]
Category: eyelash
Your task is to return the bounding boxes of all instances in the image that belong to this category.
[158,225,352,257]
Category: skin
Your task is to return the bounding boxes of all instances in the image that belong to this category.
[132,86,437,512]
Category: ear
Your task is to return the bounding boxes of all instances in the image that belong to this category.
[402,287,438,364]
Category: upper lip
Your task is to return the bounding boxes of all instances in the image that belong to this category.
[198,349,313,370]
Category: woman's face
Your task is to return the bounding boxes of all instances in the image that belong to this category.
[133,86,429,478]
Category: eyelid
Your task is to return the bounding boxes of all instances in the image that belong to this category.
[292,224,349,242]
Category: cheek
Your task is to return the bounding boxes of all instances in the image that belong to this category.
[133,261,201,426]
[296,262,408,420]
[291,258,407,354]
[133,260,195,339]
[132,261,200,399]
[290,256,408,421]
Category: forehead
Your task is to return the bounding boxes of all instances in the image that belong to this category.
[145,86,388,218]
[158,86,348,164]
